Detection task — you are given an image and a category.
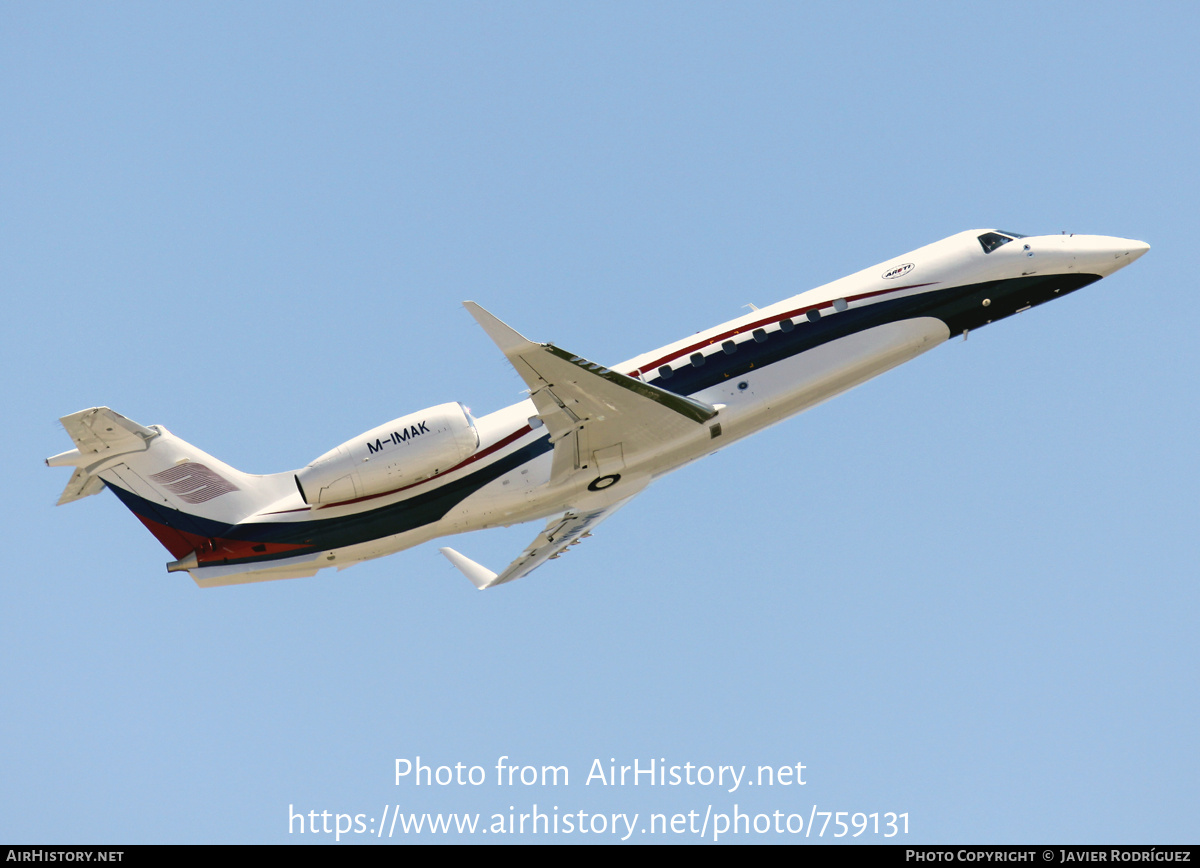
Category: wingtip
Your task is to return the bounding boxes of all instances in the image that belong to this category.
[461,302,537,355]
[439,546,498,590]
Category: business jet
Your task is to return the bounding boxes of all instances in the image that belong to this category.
[47,230,1148,589]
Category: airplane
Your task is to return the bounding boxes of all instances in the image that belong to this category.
[47,229,1148,589]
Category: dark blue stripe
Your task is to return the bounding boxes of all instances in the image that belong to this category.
[109,433,553,564]
[648,273,1101,395]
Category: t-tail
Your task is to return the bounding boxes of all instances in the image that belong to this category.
[46,407,300,577]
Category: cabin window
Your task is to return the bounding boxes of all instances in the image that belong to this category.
[690,353,705,367]
[806,309,821,323]
[779,318,794,332]
[658,365,673,379]
[978,232,1014,254]
[752,329,767,343]
[833,298,848,312]
[722,340,737,354]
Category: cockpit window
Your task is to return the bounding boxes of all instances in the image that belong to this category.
[978,232,1014,253]
[996,230,1026,238]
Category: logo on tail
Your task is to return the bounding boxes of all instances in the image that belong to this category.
[148,462,239,504]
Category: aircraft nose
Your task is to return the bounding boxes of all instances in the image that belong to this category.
[1071,235,1150,277]
[1114,238,1151,264]
[1125,239,1151,263]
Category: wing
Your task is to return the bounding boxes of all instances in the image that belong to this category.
[464,301,720,485]
[445,302,722,589]
[439,481,645,589]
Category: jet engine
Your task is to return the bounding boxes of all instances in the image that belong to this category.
[294,402,479,506]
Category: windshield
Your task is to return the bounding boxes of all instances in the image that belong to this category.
[978,232,1015,254]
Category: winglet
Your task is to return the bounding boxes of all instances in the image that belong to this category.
[463,301,540,357]
[439,546,498,590]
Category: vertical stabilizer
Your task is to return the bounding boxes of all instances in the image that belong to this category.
[48,407,297,559]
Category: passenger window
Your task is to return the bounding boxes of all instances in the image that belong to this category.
[806,309,821,323]
[752,329,767,343]
[722,341,737,354]
[690,353,705,367]
[779,318,794,332]
[658,365,673,379]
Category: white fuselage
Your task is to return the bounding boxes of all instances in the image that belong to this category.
[212,229,1146,583]
[54,229,1146,587]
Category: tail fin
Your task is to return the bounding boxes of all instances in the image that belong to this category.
[47,407,295,560]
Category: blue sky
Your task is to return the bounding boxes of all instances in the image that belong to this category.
[3,1,1197,843]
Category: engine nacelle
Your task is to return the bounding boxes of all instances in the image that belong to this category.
[295,402,479,506]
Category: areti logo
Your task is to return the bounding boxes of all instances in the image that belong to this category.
[882,262,915,280]
[149,462,239,503]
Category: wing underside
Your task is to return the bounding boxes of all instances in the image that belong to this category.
[440,485,642,589]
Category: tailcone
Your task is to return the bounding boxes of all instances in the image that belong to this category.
[166,552,199,573]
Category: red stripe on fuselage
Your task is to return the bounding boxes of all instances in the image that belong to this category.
[264,423,538,514]
[627,282,938,377]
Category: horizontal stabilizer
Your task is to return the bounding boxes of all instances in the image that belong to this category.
[48,407,160,504]
[55,467,108,506]
[60,407,157,457]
